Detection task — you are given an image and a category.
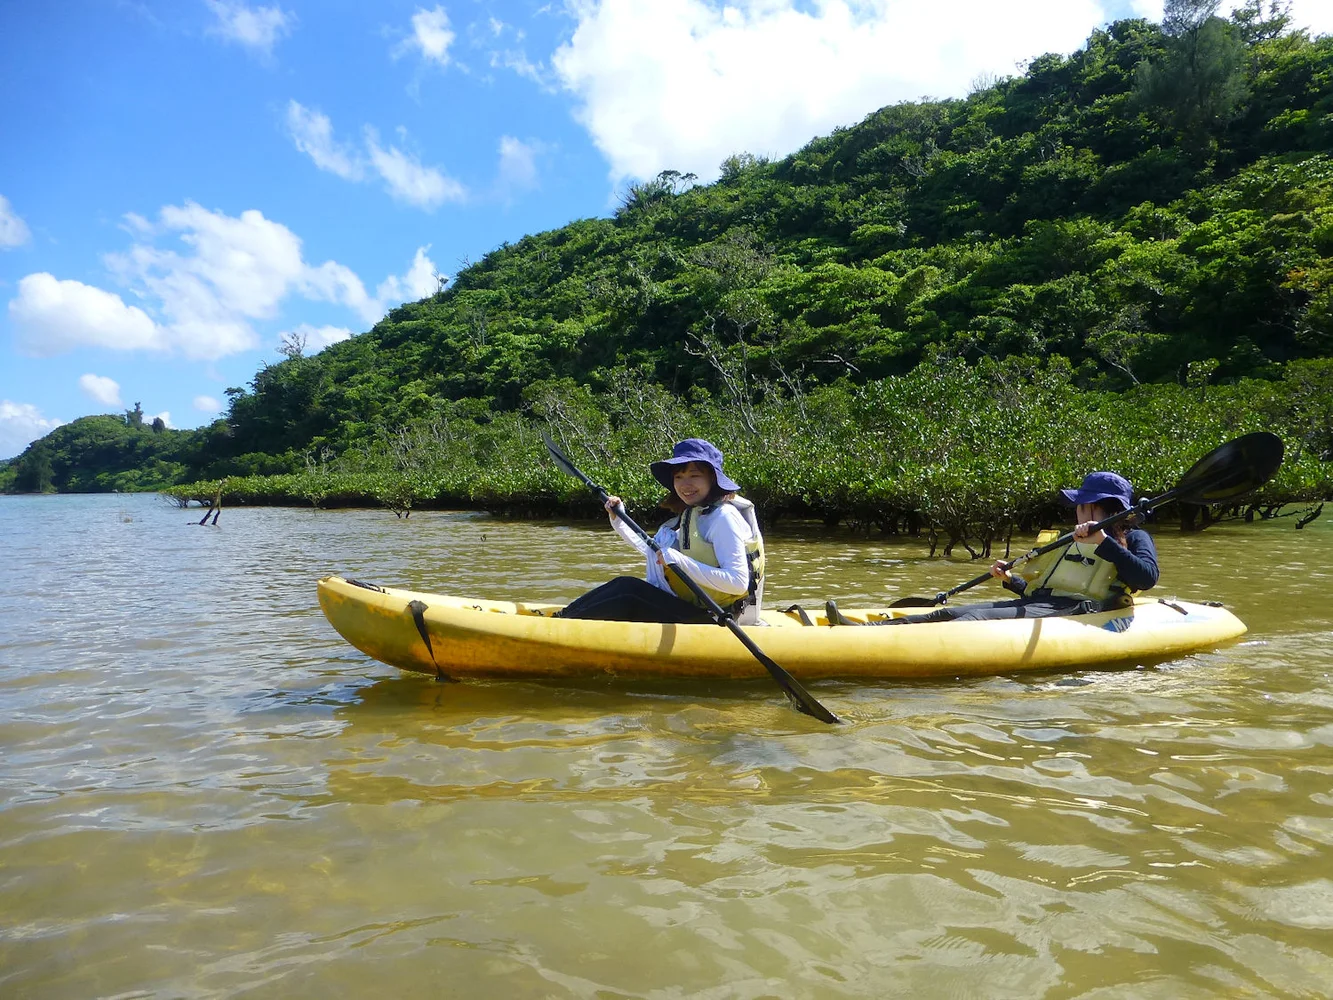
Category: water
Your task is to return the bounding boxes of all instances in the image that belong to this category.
[2,493,1332,998]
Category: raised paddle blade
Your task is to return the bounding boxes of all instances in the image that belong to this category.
[1174,432,1285,505]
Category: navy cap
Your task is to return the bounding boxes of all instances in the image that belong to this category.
[1060,471,1134,510]
[650,438,740,493]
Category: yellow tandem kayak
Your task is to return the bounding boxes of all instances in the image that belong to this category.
[316,575,1248,681]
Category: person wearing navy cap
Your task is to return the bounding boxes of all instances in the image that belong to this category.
[556,439,767,624]
[875,470,1159,624]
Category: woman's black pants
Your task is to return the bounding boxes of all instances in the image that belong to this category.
[555,576,715,624]
[874,596,1093,625]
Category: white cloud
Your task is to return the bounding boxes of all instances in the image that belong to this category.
[285,101,364,180]
[8,207,444,360]
[194,395,223,413]
[100,202,305,357]
[0,194,31,249]
[1129,0,1333,35]
[497,136,543,191]
[552,0,1146,181]
[479,13,547,86]
[121,211,154,236]
[281,323,354,351]
[401,6,456,65]
[365,128,466,209]
[0,401,63,461]
[301,259,381,323]
[285,106,466,209]
[147,410,173,428]
[1288,0,1333,35]
[10,273,163,355]
[207,1,294,55]
[375,246,442,306]
[491,48,547,87]
[79,374,123,407]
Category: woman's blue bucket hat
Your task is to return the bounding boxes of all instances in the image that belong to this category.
[1060,471,1134,510]
[650,438,740,493]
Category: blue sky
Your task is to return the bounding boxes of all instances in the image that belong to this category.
[3,0,1330,459]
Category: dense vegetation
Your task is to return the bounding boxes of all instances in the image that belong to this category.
[162,355,1333,553]
[0,406,193,494]
[7,1,1333,542]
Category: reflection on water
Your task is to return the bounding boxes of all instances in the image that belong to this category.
[2,493,1332,997]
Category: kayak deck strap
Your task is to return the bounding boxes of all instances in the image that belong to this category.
[347,578,387,593]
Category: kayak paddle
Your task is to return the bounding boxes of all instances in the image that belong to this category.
[543,434,841,725]
[890,431,1286,608]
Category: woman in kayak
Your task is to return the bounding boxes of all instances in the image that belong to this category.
[555,438,766,625]
[876,470,1158,624]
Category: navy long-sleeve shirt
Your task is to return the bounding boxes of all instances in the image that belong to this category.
[1006,528,1160,596]
[1095,528,1159,591]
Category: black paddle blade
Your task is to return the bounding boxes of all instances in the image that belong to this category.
[543,432,602,490]
[542,433,583,481]
[1175,432,1285,505]
[888,596,941,608]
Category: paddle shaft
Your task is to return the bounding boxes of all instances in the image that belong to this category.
[604,490,842,725]
[545,438,840,724]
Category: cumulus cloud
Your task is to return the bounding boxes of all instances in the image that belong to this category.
[207,1,294,55]
[0,401,63,460]
[147,410,173,428]
[280,323,354,352]
[300,259,381,323]
[365,128,466,209]
[285,104,466,208]
[7,203,441,360]
[285,101,364,180]
[79,374,123,407]
[101,202,304,357]
[194,395,223,413]
[1,194,31,249]
[376,246,442,306]
[10,274,163,355]
[552,0,1144,180]
[400,5,456,65]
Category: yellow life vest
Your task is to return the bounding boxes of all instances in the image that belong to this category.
[1015,529,1135,606]
[665,497,766,613]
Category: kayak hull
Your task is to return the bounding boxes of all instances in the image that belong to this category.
[316,576,1249,681]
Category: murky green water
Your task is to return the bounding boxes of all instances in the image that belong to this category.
[2,493,1331,998]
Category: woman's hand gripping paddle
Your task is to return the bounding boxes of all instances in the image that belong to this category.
[889,432,1286,609]
[543,434,841,725]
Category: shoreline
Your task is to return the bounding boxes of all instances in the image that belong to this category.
[6,485,1318,553]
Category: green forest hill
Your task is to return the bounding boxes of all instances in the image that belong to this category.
[6,4,1333,550]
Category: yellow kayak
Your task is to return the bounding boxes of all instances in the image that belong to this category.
[316,575,1248,681]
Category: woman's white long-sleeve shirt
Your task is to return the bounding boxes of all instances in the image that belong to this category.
[609,501,765,623]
